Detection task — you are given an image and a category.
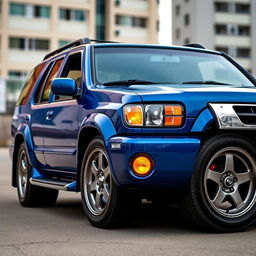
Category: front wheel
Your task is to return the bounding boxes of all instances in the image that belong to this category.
[179,135,256,232]
[80,137,138,228]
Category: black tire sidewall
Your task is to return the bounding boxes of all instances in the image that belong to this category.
[193,135,256,231]
[80,138,119,227]
[16,143,32,204]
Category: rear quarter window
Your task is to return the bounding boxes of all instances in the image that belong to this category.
[16,62,46,106]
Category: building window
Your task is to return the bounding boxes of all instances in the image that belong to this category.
[215,24,227,35]
[175,28,180,40]
[116,15,147,28]
[215,2,228,12]
[184,14,190,26]
[9,37,49,51]
[59,40,71,47]
[115,0,121,6]
[8,71,29,79]
[34,6,50,18]
[59,8,86,22]
[9,2,50,18]
[175,5,180,17]
[235,4,250,14]
[238,26,250,36]
[237,48,250,58]
[184,38,190,44]
[215,47,228,53]
[156,21,160,32]
[10,3,26,16]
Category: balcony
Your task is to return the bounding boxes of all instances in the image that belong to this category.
[8,50,48,66]
[116,0,149,12]
[58,20,88,35]
[62,0,90,4]
[9,17,50,32]
[215,13,250,25]
[114,26,149,42]
[215,35,250,47]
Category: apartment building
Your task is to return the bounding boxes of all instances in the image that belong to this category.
[172,0,256,76]
[0,0,159,78]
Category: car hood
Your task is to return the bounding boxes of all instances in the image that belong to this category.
[117,84,256,117]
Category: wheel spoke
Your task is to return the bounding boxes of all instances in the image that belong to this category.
[102,189,109,201]
[98,152,104,170]
[236,171,251,185]
[224,153,235,172]
[89,180,97,192]
[103,166,111,179]
[205,169,222,184]
[91,160,98,176]
[230,190,244,208]
[95,193,101,209]
[212,188,226,208]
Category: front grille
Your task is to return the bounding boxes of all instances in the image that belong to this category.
[233,105,256,125]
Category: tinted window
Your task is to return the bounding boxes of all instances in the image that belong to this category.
[17,62,46,106]
[40,59,63,103]
[55,53,82,102]
[94,47,254,87]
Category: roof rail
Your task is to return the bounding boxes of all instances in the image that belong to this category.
[43,38,119,60]
[183,43,206,49]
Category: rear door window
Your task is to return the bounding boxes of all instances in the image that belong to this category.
[17,62,46,106]
[39,58,63,103]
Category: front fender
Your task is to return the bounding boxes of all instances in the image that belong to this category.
[191,108,215,132]
[81,113,117,143]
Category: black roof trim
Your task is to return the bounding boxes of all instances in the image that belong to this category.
[183,43,206,49]
[43,38,119,60]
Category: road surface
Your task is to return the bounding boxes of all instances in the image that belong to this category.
[1,148,256,256]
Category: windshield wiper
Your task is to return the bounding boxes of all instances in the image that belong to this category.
[103,79,157,86]
[182,80,231,85]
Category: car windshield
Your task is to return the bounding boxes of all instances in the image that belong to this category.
[94,47,254,87]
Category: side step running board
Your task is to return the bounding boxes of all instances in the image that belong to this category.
[29,178,76,191]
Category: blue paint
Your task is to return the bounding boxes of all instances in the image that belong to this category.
[10,43,256,191]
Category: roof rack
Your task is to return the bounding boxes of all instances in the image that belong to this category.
[183,43,206,49]
[43,37,118,60]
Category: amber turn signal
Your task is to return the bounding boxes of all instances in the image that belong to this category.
[124,105,143,126]
[131,154,154,177]
[164,105,183,116]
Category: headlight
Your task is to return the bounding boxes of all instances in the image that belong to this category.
[123,104,184,127]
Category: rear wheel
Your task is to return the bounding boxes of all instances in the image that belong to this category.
[179,135,256,232]
[16,143,58,207]
[81,137,138,228]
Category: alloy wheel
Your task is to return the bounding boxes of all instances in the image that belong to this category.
[204,147,256,218]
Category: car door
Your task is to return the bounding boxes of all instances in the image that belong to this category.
[42,51,83,172]
[30,59,63,166]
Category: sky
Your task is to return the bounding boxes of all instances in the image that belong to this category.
[159,0,172,45]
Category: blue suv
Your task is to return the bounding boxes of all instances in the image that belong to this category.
[10,38,256,232]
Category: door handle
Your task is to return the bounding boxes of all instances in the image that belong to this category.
[46,111,53,120]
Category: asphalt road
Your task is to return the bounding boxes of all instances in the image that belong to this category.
[1,148,256,256]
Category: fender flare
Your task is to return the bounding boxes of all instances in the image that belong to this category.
[191,108,215,133]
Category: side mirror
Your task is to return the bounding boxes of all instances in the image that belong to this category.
[51,78,78,96]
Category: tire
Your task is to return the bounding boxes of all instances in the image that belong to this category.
[179,134,256,232]
[80,137,139,228]
[16,143,59,207]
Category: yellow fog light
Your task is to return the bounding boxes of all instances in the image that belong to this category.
[131,154,154,177]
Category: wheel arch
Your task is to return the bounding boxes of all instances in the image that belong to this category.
[12,124,37,187]
[76,113,117,191]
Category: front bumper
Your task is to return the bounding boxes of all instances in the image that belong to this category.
[107,136,201,188]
